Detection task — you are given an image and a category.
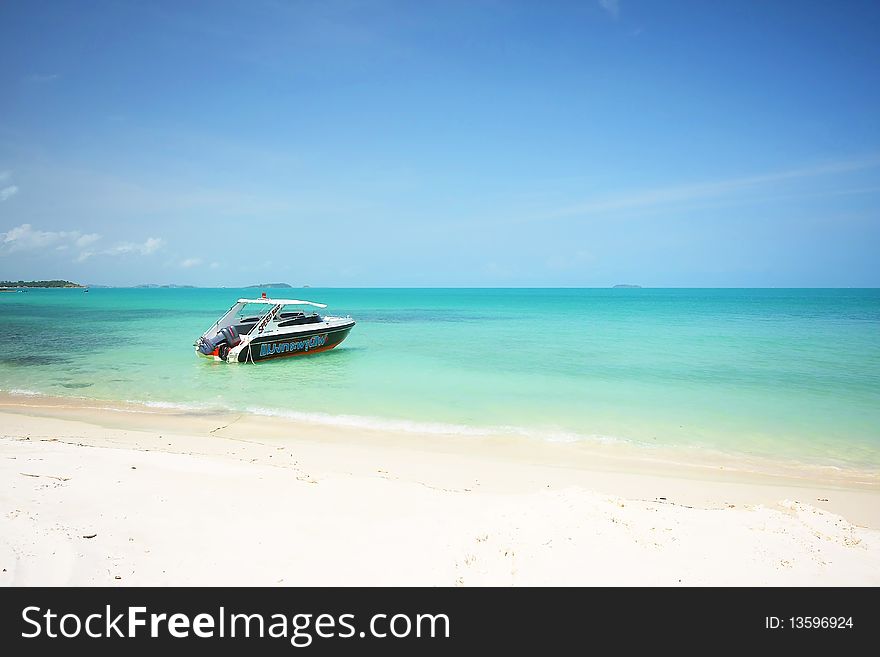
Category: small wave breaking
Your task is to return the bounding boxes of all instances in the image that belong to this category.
[244,406,625,445]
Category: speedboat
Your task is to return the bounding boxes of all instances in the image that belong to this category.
[195,294,355,363]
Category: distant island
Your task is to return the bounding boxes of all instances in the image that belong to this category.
[245,282,293,288]
[0,279,84,288]
[613,284,643,289]
[134,284,196,289]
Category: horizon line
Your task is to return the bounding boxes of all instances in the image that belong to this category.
[6,284,880,290]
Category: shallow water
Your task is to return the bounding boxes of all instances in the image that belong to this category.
[1,287,878,468]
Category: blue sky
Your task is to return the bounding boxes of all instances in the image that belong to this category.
[1,0,878,286]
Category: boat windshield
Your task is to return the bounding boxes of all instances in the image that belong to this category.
[234,304,318,334]
[199,299,326,340]
[202,296,327,338]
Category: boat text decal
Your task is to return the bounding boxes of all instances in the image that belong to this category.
[259,334,327,357]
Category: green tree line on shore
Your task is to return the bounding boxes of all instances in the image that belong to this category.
[0,280,84,288]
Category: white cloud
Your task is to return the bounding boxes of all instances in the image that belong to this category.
[0,223,91,252]
[81,237,161,261]
[0,171,17,201]
[104,244,133,256]
[599,0,620,19]
[75,233,101,248]
[141,237,162,254]
[105,237,163,256]
[180,257,202,268]
[0,223,163,262]
[209,261,221,269]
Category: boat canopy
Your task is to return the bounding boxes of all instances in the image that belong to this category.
[199,298,329,340]
[236,298,327,308]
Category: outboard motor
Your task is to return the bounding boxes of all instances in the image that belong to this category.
[196,325,241,356]
[220,325,241,347]
[197,334,221,355]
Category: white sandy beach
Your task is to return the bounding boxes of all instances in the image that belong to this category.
[1,393,878,586]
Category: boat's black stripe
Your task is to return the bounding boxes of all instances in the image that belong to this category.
[245,323,355,346]
[236,325,354,362]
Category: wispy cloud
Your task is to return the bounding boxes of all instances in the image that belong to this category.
[72,235,103,261]
[76,233,101,248]
[104,237,163,256]
[180,257,202,268]
[550,156,880,220]
[599,0,620,19]
[0,224,95,253]
[26,73,60,83]
[0,223,162,261]
[0,171,19,201]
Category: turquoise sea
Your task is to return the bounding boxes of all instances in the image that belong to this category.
[1,288,878,469]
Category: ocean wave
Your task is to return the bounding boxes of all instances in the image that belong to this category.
[244,406,625,445]
[134,400,213,411]
[4,388,42,396]
[121,399,236,416]
[1,386,625,446]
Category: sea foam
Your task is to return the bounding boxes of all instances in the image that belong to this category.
[244,406,625,445]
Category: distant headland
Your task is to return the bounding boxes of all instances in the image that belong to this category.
[612,284,643,289]
[0,279,84,288]
[245,282,293,288]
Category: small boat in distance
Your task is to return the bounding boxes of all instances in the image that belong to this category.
[195,294,355,363]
